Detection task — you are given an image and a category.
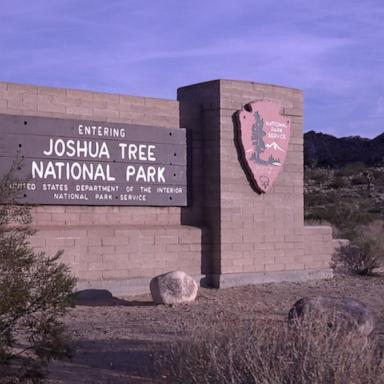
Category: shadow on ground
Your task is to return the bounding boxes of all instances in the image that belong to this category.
[46,339,165,384]
[72,289,154,307]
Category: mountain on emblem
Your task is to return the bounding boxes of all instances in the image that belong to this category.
[236,100,291,193]
[266,142,286,152]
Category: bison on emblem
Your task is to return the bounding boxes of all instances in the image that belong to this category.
[236,100,290,193]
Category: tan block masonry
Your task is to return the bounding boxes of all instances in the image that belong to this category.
[219,81,305,274]
[1,80,335,293]
[0,81,202,294]
[178,80,333,287]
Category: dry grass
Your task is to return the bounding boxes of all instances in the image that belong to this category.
[157,314,384,384]
[332,220,384,275]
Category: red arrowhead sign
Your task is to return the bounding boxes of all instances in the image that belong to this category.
[236,100,291,193]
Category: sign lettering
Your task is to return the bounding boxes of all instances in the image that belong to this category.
[0,114,187,206]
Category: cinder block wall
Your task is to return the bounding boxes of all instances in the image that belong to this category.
[178,80,333,287]
[219,81,305,275]
[0,82,202,294]
[0,80,333,293]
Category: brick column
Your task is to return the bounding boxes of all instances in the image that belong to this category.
[178,80,333,287]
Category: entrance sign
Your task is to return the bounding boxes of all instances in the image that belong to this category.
[0,114,187,206]
[236,100,290,193]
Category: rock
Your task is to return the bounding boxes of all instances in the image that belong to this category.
[150,271,198,305]
[288,296,374,337]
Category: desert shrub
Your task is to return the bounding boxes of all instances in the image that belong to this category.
[336,162,367,177]
[329,175,348,189]
[304,190,341,221]
[351,174,368,186]
[158,316,384,384]
[304,164,383,236]
[371,167,384,179]
[304,191,334,209]
[374,172,384,187]
[304,167,332,184]
[305,200,375,235]
[0,164,76,383]
[332,233,383,276]
[363,220,384,241]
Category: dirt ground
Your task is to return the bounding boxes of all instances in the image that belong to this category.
[45,274,384,384]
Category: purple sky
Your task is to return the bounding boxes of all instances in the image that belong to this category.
[1,0,383,138]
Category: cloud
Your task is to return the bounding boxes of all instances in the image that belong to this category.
[0,0,383,137]
[372,97,384,118]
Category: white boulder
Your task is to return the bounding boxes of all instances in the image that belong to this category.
[150,271,198,305]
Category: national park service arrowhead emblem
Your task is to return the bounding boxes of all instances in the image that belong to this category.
[236,100,291,193]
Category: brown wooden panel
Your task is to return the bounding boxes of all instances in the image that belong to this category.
[0,114,188,206]
[7,180,187,206]
[0,114,186,144]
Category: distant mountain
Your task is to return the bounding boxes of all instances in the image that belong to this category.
[304,131,384,168]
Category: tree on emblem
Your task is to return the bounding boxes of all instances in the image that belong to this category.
[268,153,280,165]
[250,111,266,164]
[250,111,281,166]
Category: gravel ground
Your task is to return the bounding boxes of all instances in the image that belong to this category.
[45,274,384,384]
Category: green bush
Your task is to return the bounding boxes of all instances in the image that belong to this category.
[0,164,76,383]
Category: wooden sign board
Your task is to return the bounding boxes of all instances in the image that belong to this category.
[0,114,187,206]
